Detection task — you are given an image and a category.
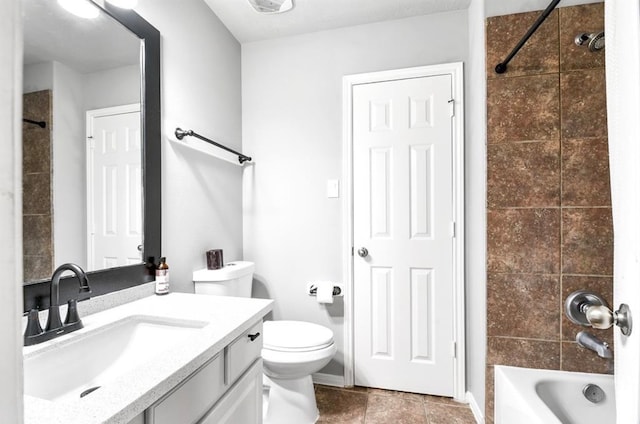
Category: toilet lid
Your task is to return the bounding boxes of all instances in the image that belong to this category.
[263,320,334,352]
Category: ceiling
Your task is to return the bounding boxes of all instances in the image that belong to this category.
[23,0,140,74]
[203,0,472,44]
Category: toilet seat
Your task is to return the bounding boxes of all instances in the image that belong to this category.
[263,320,334,352]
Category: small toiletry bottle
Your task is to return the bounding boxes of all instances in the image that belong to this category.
[155,257,169,295]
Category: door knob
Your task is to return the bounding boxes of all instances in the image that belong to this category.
[137,244,143,252]
[357,247,369,258]
[565,290,633,336]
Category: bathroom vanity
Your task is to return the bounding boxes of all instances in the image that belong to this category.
[23,293,273,424]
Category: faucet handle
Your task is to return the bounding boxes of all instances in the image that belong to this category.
[24,309,43,338]
[64,299,82,326]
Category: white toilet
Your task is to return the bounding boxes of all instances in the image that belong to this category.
[193,261,337,424]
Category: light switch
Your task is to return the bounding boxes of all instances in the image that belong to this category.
[327,179,340,198]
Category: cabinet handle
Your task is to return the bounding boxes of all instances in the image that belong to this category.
[247,332,261,342]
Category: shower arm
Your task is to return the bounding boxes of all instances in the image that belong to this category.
[23,118,46,128]
[494,0,561,74]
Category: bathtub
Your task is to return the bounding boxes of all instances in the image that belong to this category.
[494,365,615,424]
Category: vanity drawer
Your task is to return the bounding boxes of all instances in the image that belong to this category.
[226,321,263,385]
[146,352,225,424]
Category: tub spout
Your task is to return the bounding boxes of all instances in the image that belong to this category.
[576,331,613,359]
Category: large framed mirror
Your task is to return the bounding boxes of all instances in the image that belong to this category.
[22,1,161,312]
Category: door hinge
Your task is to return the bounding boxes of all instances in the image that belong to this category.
[450,221,456,238]
[448,98,455,117]
[452,341,457,358]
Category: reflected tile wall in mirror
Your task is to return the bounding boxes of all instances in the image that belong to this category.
[23,90,53,281]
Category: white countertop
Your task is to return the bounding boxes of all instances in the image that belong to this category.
[24,293,273,424]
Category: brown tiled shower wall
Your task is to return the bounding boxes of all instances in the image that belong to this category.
[23,90,54,282]
[485,3,611,422]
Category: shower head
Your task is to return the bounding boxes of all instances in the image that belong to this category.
[575,32,605,52]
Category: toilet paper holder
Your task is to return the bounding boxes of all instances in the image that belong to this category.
[307,283,343,297]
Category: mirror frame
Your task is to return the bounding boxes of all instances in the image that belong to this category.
[23,4,161,313]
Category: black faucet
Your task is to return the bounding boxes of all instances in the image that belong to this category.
[24,263,91,346]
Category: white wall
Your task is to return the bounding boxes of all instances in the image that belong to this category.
[0,0,24,422]
[242,11,469,377]
[135,0,243,292]
[466,0,487,416]
[52,61,87,268]
[83,64,140,110]
[23,61,52,93]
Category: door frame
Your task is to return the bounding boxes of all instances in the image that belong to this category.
[342,63,465,400]
[86,103,141,270]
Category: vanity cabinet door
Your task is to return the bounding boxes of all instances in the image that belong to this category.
[199,359,263,424]
[146,352,225,424]
[226,321,263,384]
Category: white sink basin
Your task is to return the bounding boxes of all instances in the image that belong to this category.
[24,315,207,403]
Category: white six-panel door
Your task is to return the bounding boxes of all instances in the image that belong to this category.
[87,105,142,270]
[352,74,455,395]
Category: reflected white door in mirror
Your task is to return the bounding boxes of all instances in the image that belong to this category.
[86,104,142,270]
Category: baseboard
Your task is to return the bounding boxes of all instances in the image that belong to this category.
[466,391,485,424]
[312,372,345,388]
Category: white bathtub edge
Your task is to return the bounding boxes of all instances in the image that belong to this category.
[495,366,554,424]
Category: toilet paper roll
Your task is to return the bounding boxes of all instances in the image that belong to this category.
[316,281,334,304]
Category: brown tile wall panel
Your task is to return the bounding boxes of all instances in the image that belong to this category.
[23,215,53,257]
[486,3,610,418]
[23,129,52,174]
[23,90,53,282]
[561,69,607,140]
[487,337,561,369]
[23,255,53,283]
[562,138,611,206]
[486,10,559,78]
[23,172,52,215]
[561,341,613,374]
[487,140,560,208]
[487,273,560,339]
[487,75,560,144]
[23,90,52,174]
[562,208,613,275]
[559,3,605,72]
[487,208,560,274]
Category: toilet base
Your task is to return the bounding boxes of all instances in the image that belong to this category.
[264,375,319,424]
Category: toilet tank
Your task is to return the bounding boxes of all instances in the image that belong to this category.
[193,261,255,298]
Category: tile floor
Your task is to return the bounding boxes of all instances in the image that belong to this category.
[315,385,477,424]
